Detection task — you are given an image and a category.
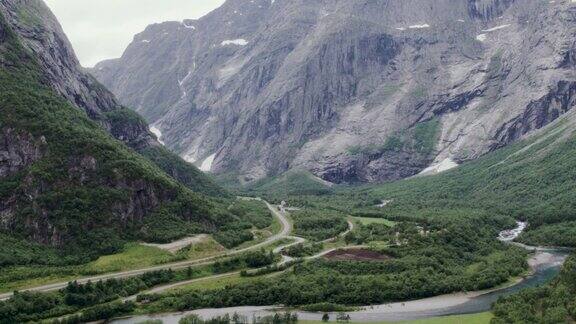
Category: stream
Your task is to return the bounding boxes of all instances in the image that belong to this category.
[113,222,570,323]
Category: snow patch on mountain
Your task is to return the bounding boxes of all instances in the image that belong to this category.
[409,24,430,29]
[482,24,511,32]
[150,125,165,146]
[419,158,458,175]
[200,154,216,172]
[221,39,248,46]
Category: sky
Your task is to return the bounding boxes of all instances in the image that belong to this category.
[44,0,225,67]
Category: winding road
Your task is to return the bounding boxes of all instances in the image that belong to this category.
[0,201,293,301]
[122,213,356,298]
[112,221,571,324]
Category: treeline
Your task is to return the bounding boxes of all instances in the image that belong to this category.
[228,200,273,229]
[344,223,391,244]
[492,254,576,323]
[213,249,277,273]
[212,200,275,249]
[0,269,174,323]
[291,210,349,241]
[283,243,323,258]
[518,221,576,247]
[178,312,298,324]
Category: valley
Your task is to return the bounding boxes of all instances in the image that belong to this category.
[1,0,576,323]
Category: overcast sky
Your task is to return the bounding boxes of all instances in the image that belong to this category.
[44,0,224,67]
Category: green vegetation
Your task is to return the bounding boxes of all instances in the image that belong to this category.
[140,145,229,198]
[245,170,335,197]
[344,223,392,245]
[137,219,527,314]
[300,312,493,324]
[351,216,396,227]
[229,200,274,229]
[346,119,439,158]
[177,236,226,260]
[283,243,324,258]
[178,312,298,324]
[492,254,576,323]
[0,10,241,269]
[213,229,254,249]
[0,243,182,292]
[299,302,357,312]
[291,210,349,241]
[0,270,175,323]
[519,221,576,247]
[282,117,576,248]
[0,249,277,322]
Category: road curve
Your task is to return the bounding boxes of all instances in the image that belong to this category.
[122,217,357,299]
[0,201,291,301]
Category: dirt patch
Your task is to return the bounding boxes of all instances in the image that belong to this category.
[142,234,211,253]
[323,248,392,262]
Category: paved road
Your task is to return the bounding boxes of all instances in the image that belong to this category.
[0,201,291,301]
[121,217,358,299]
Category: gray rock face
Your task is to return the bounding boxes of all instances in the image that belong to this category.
[92,0,576,184]
[0,0,152,144]
[0,129,46,179]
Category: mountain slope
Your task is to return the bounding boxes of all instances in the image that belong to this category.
[92,0,576,184]
[0,0,227,198]
[0,1,235,264]
[292,108,576,247]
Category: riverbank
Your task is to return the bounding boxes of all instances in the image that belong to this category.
[112,248,567,324]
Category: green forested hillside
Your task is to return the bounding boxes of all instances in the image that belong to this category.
[0,12,233,264]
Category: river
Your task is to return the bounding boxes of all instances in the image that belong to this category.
[113,222,569,323]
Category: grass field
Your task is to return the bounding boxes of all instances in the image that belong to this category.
[300,312,493,324]
[179,236,226,260]
[84,243,180,273]
[0,243,181,292]
[169,273,256,293]
[351,216,396,227]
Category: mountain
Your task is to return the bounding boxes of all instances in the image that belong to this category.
[0,0,234,263]
[1,0,227,198]
[91,0,576,185]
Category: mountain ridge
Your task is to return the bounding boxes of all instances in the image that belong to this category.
[91,0,576,185]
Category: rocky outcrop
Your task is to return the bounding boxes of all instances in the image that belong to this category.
[0,0,120,118]
[0,129,46,178]
[468,0,516,20]
[491,81,576,150]
[91,0,576,184]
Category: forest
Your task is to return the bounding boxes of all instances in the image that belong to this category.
[137,217,528,313]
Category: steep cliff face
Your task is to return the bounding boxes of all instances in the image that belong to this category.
[92,0,576,184]
[0,1,234,260]
[0,0,227,197]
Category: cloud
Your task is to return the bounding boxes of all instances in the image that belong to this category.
[44,0,225,67]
